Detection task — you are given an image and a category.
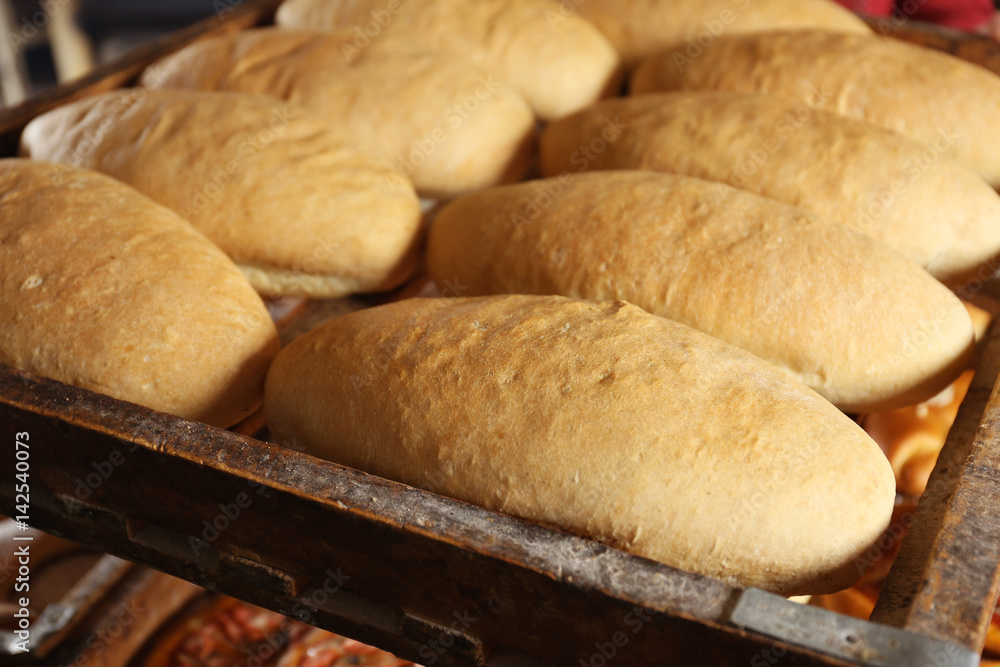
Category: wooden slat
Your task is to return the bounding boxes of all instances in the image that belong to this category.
[871,315,1000,650]
[43,566,204,667]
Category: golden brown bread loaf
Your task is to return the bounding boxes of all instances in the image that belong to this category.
[425,171,975,413]
[20,89,422,299]
[0,159,279,428]
[274,0,622,120]
[265,294,896,596]
[539,92,1000,285]
[575,0,869,68]
[140,29,535,199]
[630,30,1000,188]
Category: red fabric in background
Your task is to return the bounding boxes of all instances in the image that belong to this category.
[836,0,895,15]
[834,0,995,30]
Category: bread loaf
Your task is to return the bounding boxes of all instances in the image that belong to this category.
[265,294,896,596]
[0,159,279,428]
[274,0,623,120]
[631,30,1000,188]
[140,29,535,199]
[540,92,1000,285]
[20,90,422,299]
[426,171,974,412]
[575,0,869,68]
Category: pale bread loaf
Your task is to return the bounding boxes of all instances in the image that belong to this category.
[0,159,279,428]
[539,92,1000,285]
[140,29,535,199]
[20,90,422,299]
[631,30,1000,188]
[274,0,623,120]
[265,294,896,596]
[425,171,975,412]
[576,0,869,68]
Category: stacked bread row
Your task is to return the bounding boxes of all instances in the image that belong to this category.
[261,0,1000,596]
[4,0,625,426]
[5,0,1000,599]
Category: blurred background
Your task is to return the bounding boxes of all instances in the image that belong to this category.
[0,0,220,105]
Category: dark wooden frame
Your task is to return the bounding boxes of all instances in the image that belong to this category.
[1,4,999,665]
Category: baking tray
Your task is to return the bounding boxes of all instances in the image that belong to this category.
[2,3,1000,665]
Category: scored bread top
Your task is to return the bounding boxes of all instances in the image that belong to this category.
[274,0,623,120]
[631,30,1000,188]
[575,0,870,68]
[265,294,896,596]
[140,28,536,199]
[0,159,279,427]
[540,91,1000,285]
[20,89,423,299]
[426,171,975,413]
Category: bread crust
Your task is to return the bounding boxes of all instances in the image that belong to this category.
[631,30,1000,188]
[274,0,623,120]
[576,0,869,68]
[265,294,896,596]
[140,29,536,198]
[426,171,975,412]
[0,160,279,427]
[20,90,422,298]
[540,92,1000,285]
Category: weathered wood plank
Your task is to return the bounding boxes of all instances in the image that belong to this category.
[871,315,1000,650]
[0,364,863,666]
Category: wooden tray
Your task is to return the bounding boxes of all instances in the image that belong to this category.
[2,4,1000,665]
